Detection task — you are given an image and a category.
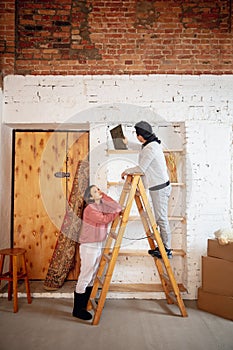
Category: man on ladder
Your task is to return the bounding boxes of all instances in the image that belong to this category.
[121,120,172,259]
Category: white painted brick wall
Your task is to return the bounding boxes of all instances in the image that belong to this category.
[185,121,232,297]
[1,74,233,299]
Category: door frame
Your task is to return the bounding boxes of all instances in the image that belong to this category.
[10,128,89,279]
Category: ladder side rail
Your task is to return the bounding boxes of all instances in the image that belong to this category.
[92,175,140,325]
[90,176,134,313]
[89,214,122,305]
[92,247,120,325]
[134,194,157,250]
[137,178,173,263]
[94,175,141,304]
[154,259,174,304]
[137,178,169,256]
[106,174,140,255]
[134,191,173,303]
[90,176,130,295]
[137,178,188,316]
[92,244,122,325]
[118,174,135,207]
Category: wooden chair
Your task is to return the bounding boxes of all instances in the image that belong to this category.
[0,248,32,312]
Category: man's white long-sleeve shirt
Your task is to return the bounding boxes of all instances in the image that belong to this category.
[124,140,169,189]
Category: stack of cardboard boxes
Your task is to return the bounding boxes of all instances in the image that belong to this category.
[197,239,233,320]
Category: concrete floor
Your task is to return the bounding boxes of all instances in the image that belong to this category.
[0,294,232,350]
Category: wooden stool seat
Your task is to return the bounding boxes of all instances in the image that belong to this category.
[0,248,32,312]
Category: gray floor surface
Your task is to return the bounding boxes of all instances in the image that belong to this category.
[0,296,232,350]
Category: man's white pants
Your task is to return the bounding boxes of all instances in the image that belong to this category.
[149,184,172,249]
[75,241,103,294]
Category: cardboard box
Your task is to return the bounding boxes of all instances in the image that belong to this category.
[202,256,233,296]
[208,239,233,262]
[197,287,233,321]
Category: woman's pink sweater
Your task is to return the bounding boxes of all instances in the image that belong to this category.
[78,193,122,243]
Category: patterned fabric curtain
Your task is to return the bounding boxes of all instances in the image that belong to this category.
[43,160,89,290]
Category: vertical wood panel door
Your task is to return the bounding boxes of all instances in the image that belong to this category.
[13,131,89,279]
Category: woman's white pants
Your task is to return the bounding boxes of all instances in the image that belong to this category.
[75,241,103,294]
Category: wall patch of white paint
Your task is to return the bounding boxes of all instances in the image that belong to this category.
[2,74,233,299]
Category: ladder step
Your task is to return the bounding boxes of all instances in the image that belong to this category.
[128,215,185,222]
[108,283,187,293]
[97,276,104,286]
[90,298,98,310]
[117,249,186,257]
[123,183,132,191]
[110,231,118,240]
[103,253,111,262]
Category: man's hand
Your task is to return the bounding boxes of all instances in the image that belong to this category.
[122,137,128,145]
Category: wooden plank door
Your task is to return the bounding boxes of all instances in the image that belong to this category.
[12,130,89,279]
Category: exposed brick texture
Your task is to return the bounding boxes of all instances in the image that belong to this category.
[0,0,15,81]
[0,0,233,76]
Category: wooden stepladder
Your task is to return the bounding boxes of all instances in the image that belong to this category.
[89,173,188,325]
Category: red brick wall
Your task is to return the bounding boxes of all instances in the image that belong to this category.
[0,0,15,77]
[1,0,232,77]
